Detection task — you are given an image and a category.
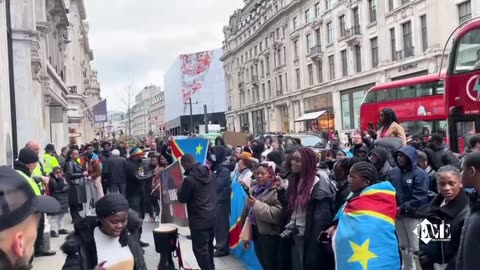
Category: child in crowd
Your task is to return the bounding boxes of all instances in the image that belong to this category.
[245,162,284,270]
[49,166,70,237]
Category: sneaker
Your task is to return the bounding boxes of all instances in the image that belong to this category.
[34,249,56,257]
[50,230,59,238]
[140,241,150,248]
[59,229,69,235]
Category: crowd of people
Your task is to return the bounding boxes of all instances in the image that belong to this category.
[1,107,480,270]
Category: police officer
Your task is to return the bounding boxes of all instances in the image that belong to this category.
[43,144,60,175]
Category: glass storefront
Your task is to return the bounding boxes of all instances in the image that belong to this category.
[252,109,266,136]
[303,93,335,131]
[341,84,374,130]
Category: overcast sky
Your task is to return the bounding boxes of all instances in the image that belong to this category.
[84,0,243,112]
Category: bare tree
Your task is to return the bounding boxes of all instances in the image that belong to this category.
[119,82,134,137]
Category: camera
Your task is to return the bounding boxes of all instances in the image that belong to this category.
[280,222,299,239]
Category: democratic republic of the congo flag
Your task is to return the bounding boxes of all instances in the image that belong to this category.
[229,172,263,270]
[334,181,401,270]
[170,138,209,165]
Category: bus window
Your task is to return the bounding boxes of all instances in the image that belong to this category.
[416,82,434,97]
[435,81,445,95]
[398,86,416,99]
[403,121,433,136]
[454,28,480,73]
[377,89,397,102]
[363,91,376,103]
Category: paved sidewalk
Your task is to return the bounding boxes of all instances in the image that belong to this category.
[33,217,246,270]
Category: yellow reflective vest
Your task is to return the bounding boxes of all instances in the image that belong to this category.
[16,170,41,196]
[44,153,60,175]
[31,163,46,193]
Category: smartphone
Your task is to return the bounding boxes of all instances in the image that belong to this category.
[242,185,252,198]
[317,231,331,244]
[368,123,374,130]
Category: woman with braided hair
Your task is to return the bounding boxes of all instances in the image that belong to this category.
[286,147,336,270]
[327,161,401,270]
[377,108,407,145]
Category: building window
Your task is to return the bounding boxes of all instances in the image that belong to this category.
[370,37,379,68]
[308,64,314,85]
[353,8,360,27]
[341,94,351,129]
[458,1,472,24]
[315,2,321,17]
[315,29,321,46]
[420,15,428,52]
[266,56,270,73]
[317,62,323,83]
[293,40,299,58]
[401,0,410,5]
[267,80,272,98]
[341,89,367,129]
[390,28,396,61]
[354,45,362,73]
[260,61,265,76]
[402,21,413,57]
[293,17,298,30]
[306,34,312,51]
[327,22,334,44]
[265,37,269,47]
[388,0,394,11]
[295,68,301,89]
[278,74,283,94]
[368,0,377,23]
[326,0,332,10]
[262,83,266,100]
[305,9,311,23]
[339,15,346,38]
[341,50,348,77]
[259,41,263,51]
[328,55,335,80]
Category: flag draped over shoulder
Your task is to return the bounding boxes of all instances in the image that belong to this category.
[170,138,209,165]
[334,181,401,270]
[229,172,263,270]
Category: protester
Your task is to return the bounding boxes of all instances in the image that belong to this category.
[80,144,103,214]
[58,147,69,168]
[107,149,128,196]
[424,133,460,170]
[369,147,393,182]
[350,133,367,157]
[332,158,356,211]
[61,194,147,270]
[390,146,430,270]
[116,141,128,158]
[233,155,254,188]
[150,154,169,222]
[409,134,425,150]
[327,162,401,270]
[99,141,112,196]
[326,137,341,161]
[252,139,266,161]
[64,149,88,223]
[244,162,284,270]
[210,145,232,257]
[376,108,407,145]
[178,154,216,270]
[125,148,150,248]
[417,165,468,270]
[48,167,70,238]
[456,152,480,269]
[286,147,336,270]
[0,166,60,269]
[417,150,438,194]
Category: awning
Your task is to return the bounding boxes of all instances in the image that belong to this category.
[295,110,326,122]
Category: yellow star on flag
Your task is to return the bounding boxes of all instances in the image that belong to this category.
[348,238,377,270]
[196,144,203,155]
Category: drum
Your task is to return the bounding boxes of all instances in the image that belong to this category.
[153,225,178,270]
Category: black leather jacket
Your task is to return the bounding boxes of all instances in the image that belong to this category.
[64,160,84,181]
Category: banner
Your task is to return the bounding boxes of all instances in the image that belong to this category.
[160,161,188,227]
[223,131,248,147]
[92,99,108,123]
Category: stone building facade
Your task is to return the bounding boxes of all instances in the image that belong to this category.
[132,85,162,137]
[149,91,166,136]
[10,0,101,149]
[221,0,479,136]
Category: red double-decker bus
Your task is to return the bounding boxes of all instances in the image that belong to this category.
[359,18,480,153]
[360,73,447,138]
[445,18,480,153]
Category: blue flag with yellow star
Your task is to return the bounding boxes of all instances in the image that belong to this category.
[170,138,209,165]
[334,181,401,270]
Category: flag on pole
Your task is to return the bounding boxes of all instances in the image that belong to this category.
[229,172,263,270]
[170,138,209,165]
[92,99,108,123]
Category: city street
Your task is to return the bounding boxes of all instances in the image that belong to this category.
[33,216,246,270]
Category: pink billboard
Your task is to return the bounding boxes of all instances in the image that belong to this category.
[180,50,213,103]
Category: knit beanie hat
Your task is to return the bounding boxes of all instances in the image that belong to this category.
[18,148,39,164]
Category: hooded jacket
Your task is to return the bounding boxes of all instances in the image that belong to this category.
[456,192,480,270]
[390,146,430,215]
[252,140,265,161]
[417,191,468,270]
[211,146,232,205]
[61,216,147,270]
[371,147,393,182]
[424,144,460,171]
[178,163,217,230]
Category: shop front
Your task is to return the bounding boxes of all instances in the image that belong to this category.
[252,109,266,136]
[296,93,334,133]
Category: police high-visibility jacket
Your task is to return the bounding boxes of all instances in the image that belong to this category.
[16,170,41,196]
[43,153,60,175]
[31,163,46,193]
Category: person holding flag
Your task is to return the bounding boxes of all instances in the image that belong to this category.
[327,161,401,270]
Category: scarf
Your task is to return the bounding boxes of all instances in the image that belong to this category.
[248,182,273,226]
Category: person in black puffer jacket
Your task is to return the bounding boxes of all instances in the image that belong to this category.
[369,147,393,182]
[332,158,357,212]
[61,194,147,270]
[424,134,460,171]
[417,165,468,270]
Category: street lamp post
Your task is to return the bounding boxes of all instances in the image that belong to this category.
[187,98,198,134]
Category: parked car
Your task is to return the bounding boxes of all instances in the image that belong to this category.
[256,133,327,158]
